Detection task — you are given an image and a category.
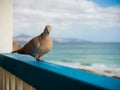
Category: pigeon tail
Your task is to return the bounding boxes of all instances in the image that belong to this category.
[12,49,26,54]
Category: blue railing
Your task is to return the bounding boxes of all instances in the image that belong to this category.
[0,53,120,90]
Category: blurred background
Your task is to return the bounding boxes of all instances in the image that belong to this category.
[13,0,120,79]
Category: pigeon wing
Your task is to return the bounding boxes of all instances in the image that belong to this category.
[22,37,40,54]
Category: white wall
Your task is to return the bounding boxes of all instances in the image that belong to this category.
[0,0,13,53]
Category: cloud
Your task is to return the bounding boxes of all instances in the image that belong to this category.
[13,0,120,36]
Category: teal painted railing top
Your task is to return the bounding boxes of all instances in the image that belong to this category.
[0,53,120,90]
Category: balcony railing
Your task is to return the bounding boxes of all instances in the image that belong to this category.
[0,53,120,90]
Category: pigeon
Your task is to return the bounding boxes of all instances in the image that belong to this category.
[12,25,53,61]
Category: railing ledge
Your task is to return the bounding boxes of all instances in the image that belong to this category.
[0,53,120,90]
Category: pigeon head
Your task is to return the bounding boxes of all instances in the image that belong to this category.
[44,25,52,34]
[46,25,52,32]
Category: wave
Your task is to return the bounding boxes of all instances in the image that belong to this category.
[48,61,120,79]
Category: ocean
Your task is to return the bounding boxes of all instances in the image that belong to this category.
[19,42,120,78]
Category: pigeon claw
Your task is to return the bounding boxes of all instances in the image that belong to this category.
[36,57,44,62]
[36,57,41,61]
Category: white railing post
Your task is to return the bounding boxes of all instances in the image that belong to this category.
[23,83,33,90]
[5,71,10,90]
[0,0,13,53]
[16,78,23,90]
[0,67,4,90]
[2,68,5,90]
[10,74,15,90]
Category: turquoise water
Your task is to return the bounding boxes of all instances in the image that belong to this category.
[43,43,120,67]
[19,42,120,77]
[43,42,120,78]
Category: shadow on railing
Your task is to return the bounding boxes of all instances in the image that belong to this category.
[0,53,120,90]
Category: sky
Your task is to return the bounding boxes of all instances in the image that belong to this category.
[13,0,120,42]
